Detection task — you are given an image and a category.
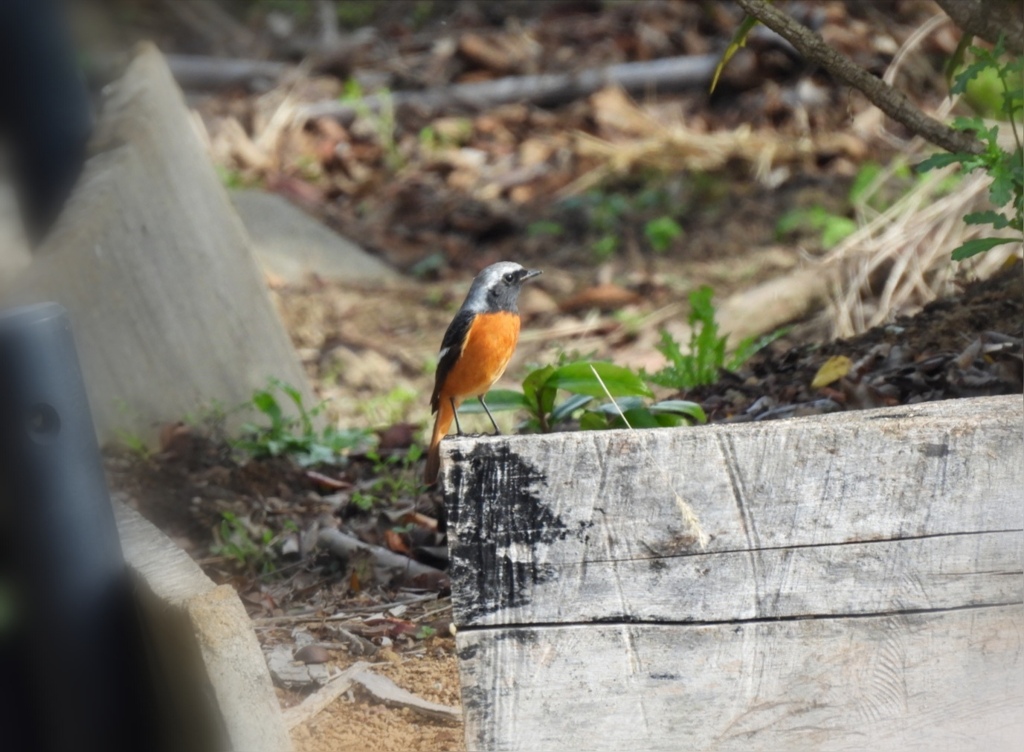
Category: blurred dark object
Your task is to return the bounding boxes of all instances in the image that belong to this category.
[0,304,157,752]
[0,0,92,243]
[934,0,1024,54]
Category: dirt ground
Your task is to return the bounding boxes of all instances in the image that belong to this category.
[287,650,464,752]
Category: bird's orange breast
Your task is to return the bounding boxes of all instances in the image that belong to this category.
[439,311,521,399]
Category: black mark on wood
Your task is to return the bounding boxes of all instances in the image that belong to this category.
[446,443,587,624]
[920,442,950,458]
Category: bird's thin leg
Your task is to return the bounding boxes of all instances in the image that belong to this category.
[480,395,501,435]
[450,397,463,435]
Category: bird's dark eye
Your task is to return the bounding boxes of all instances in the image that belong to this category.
[503,272,515,283]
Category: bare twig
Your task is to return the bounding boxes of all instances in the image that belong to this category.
[353,670,462,723]
[282,661,372,729]
[734,0,984,156]
[166,55,291,91]
[297,54,719,123]
[318,528,450,589]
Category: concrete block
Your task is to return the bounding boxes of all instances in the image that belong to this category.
[3,43,315,445]
[115,503,292,752]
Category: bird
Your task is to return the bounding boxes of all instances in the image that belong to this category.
[424,261,542,484]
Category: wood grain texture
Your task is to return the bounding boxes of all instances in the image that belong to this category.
[457,606,1024,752]
[443,396,1022,627]
[443,396,1024,751]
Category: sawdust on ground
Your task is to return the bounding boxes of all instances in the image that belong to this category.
[287,646,466,752]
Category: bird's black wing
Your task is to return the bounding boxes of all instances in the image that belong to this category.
[430,308,475,413]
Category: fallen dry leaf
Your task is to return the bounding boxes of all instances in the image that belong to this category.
[812,355,853,389]
[559,283,640,313]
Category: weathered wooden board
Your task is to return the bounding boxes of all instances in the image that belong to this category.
[442,396,1024,751]
[444,396,1022,627]
[457,606,1023,752]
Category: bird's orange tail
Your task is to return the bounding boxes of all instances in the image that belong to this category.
[424,397,456,485]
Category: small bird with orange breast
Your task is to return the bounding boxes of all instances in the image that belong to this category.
[424,262,541,485]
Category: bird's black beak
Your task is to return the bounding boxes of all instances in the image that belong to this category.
[521,269,542,281]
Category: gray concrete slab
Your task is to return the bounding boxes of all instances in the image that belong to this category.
[3,44,316,446]
[232,189,397,284]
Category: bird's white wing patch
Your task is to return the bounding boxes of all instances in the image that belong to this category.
[438,346,450,358]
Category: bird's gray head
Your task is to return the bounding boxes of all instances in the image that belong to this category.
[461,261,542,314]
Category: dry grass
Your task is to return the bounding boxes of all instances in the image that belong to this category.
[822,166,1020,338]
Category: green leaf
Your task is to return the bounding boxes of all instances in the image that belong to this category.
[579,411,608,431]
[821,216,857,249]
[917,153,963,172]
[643,216,683,253]
[593,397,646,415]
[728,327,789,371]
[649,400,708,424]
[278,381,304,408]
[711,14,759,94]
[951,236,1015,260]
[615,407,663,429]
[591,234,618,259]
[988,167,1014,207]
[550,394,594,423]
[848,162,882,204]
[951,57,991,95]
[964,210,1010,229]
[251,391,283,426]
[545,362,654,399]
[522,365,554,407]
[945,33,974,89]
[458,390,529,414]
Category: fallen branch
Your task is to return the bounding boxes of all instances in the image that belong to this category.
[166,54,292,91]
[297,53,720,122]
[734,0,984,156]
[317,528,450,589]
[282,661,372,729]
[353,669,462,723]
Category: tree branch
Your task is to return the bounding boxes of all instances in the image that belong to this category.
[734,0,984,156]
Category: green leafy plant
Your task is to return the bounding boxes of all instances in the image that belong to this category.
[775,205,857,249]
[113,429,150,459]
[351,445,426,510]
[342,79,401,171]
[644,216,683,253]
[215,165,259,190]
[350,490,376,512]
[415,624,438,640]
[211,511,278,575]
[645,286,786,390]
[565,190,630,259]
[461,360,705,433]
[918,36,1023,260]
[359,385,418,427]
[419,117,473,152]
[234,379,371,466]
